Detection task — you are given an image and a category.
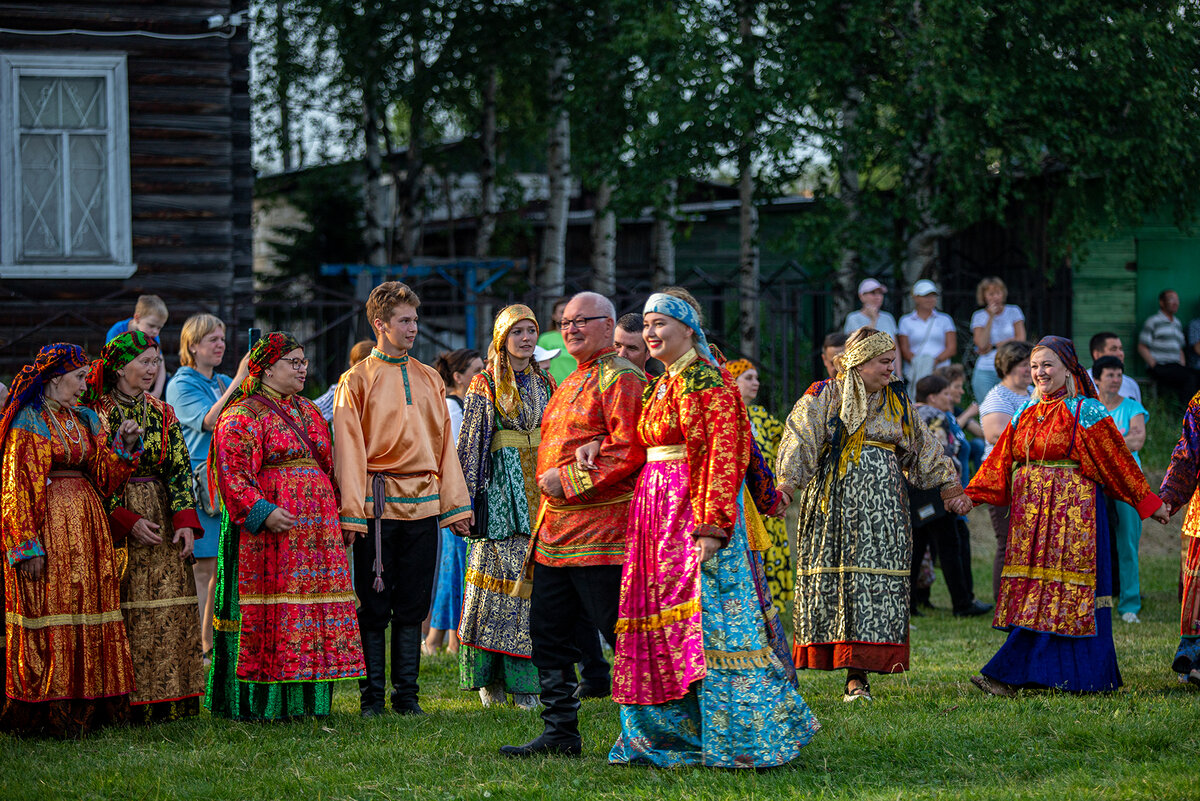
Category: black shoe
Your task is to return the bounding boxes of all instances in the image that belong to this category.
[954,599,994,617]
[499,734,583,758]
[910,606,924,617]
[359,630,387,714]
[573,681,611,700]
[390,626,425,714]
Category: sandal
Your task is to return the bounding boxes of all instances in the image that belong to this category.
[971,674,1015,698]
[843,675,873,702]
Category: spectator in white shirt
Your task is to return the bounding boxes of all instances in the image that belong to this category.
[970,277,1026,403]
[1087,332,1142,404]
[844,278,900,381]
[897,279,957,395]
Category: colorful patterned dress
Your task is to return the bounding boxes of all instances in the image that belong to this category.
[747,404,791,614]
[609,350,819,768]
[776,379,956,675]
[1,402,139,736]
[1157,391,1200,677]
[967,388,1161,691]
[92,390,205,721]
[208,387,364,719]
[456,367,553,694]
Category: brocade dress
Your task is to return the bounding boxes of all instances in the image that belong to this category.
[0,401,139,737]
[966,388,1161,691]
[1161,392,1200,677]
[746,404,792,614]
[776,378,956,675]
[93,390,205,721]
[609,350,819,768]
[208,387,364,719]
[456,367,553,694]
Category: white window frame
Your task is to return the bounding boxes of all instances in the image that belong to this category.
[0,52,134,279]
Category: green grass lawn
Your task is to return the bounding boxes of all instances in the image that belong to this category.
[2,547,1197,801]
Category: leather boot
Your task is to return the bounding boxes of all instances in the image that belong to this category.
[499,668,583,757]
[390,625,425,715]
[359,629,387,717]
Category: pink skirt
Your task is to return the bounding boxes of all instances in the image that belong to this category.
[612,459,706,705]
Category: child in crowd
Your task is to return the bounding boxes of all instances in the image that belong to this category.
[106,294,169,397]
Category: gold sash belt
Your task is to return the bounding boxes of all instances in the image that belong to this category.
[264,458,318,469]
[491,429,542,452]
[646,444,686,462]
[1020,459,1079,469]
[863,440,895,453]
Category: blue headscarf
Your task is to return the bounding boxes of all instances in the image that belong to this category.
[643,293,716,366]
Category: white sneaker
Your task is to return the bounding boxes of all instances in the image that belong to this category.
[1120,612,1141,624]
[478,684,506,706]
[512,693,540,710]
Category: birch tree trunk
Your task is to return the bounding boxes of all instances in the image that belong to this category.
[362,75,386,268]
[651,178,677,289]
[275,0,292,172]
[540,52,571,316]
[737,155,760,360]
[396,53,426,262]
[590,180,616,295]
[833,84,864,324]
[476,66,498,258]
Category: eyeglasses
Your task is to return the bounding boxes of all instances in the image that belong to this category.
[559,316,608,330]
[279,357,309,371]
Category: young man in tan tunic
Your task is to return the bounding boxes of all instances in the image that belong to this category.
[334,281,472,716]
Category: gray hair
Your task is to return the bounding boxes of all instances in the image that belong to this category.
[571,291,616,322]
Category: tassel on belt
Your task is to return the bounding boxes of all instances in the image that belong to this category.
[369,470,433,593]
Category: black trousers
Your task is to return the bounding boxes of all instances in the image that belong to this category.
[529,562,622,671]
[1149,363,1198,408]
[353,517,439,631]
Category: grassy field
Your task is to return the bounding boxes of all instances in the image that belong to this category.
[1,512,1197,801]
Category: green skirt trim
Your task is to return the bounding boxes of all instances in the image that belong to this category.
[458,643,539,693]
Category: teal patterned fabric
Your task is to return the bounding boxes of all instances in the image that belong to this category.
[609,492,820,768]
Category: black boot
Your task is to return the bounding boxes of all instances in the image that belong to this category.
[574,624,611,699]
[499,668,583,757]
[390,625,425,715]
[359,629,387,717]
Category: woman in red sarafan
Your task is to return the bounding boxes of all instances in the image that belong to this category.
[966,336,1168,696]
[206,332,363,720]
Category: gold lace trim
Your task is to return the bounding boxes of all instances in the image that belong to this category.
[122,596,199,610]
[8,610,124,629]
[704,647,776,670]
[614,597,700,633]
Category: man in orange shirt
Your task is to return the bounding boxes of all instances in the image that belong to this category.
[334,282,472,717]
[501,292,646,757]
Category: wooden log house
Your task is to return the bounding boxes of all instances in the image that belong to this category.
[0,1,253,378]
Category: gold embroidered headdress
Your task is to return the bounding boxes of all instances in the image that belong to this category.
[830,330,908,480]
[490,304,540,420]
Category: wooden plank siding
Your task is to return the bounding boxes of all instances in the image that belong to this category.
[0,0,252,378]
[1071,236,1139,370]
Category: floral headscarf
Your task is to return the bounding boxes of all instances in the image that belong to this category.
[1033,336,1097,400]
[84,331,157,403]
[725,359,754,380]
[490,305,540,420]
[0,343,91,449]
[643,293,716,366]
[227,331,302,410]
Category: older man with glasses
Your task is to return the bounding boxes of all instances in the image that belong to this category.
[500,291,647,757]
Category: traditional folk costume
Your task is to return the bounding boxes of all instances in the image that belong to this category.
[456,306,555,703]
[502,342,645,755]
[208,333,363,720]
[776,332,963,680]
[0,344,140,737]
[1149,393,1200,681]
[86,333,205,721]
[726,358,793,615]
[333,339,471,714]
[609,295,818,769]
[966,337,1162,693]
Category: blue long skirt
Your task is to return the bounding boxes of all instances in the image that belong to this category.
[429,528,467,631]
[982,490,1122,692]
[609,493,818,768]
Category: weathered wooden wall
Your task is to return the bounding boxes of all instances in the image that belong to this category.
[0,0,253,377]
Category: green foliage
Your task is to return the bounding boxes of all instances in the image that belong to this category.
[259,165,368,277]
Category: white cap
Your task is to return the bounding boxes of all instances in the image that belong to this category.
[912,279,939,296]
[858,278,886,295]
[534,345,560,362]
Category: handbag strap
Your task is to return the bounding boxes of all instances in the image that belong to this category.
[252,394,322,465]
